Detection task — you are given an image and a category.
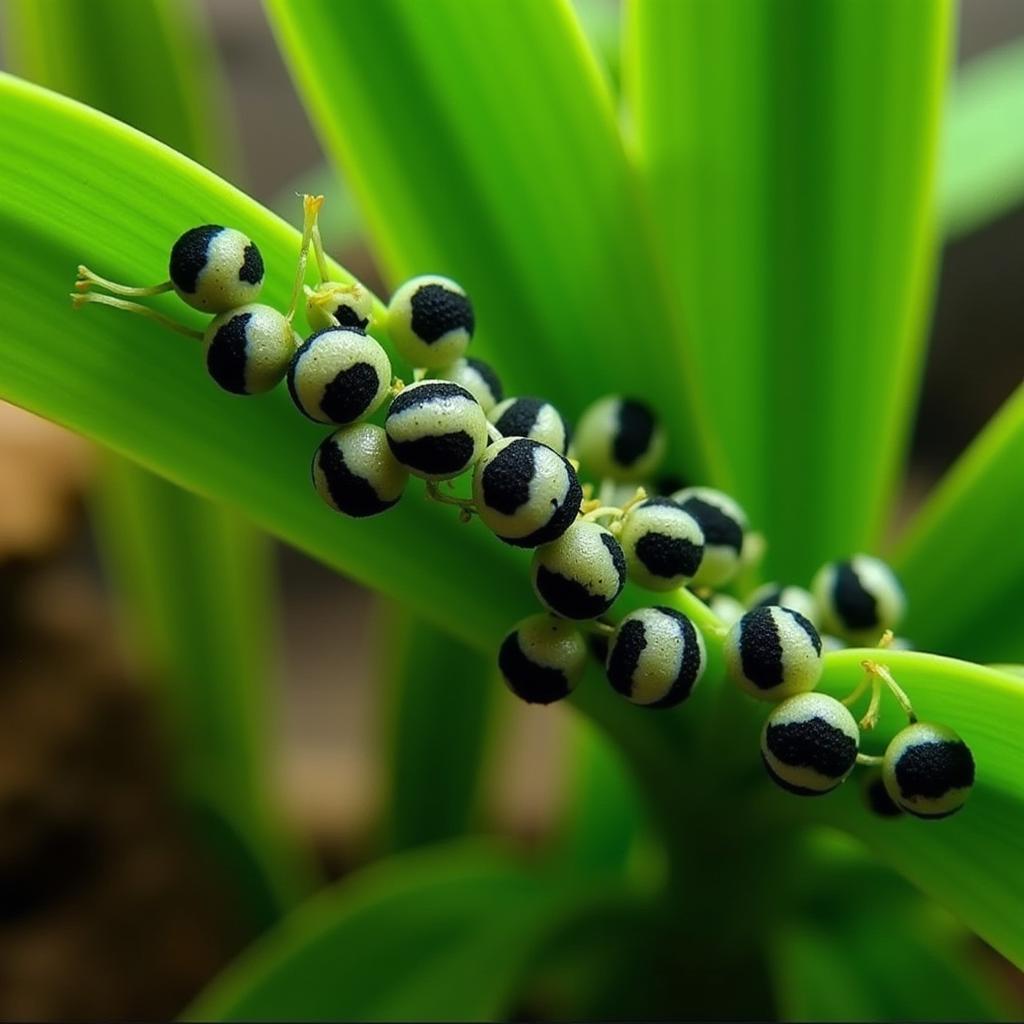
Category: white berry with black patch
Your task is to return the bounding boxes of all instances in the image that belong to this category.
[385,380,487,480]
[473,437,582,547]
[671,486,748,588]
[312,424,408,518]
[437,357,503,414]
[169,225,264,313]
[882,722,975,819]
[605,606,706,708]
[202,303,296,395]
[306,280,373,332]
[574,396,666,482]
[747,583,818,626]
[619,497,705,591]
[498,614,587,705]
[724,606,823,702]
[387,274,474,369]
[489,396,570,455]
[288,327,391,425]
[530,521,626,620]
[761,692,859,796]
[812,555,905,643]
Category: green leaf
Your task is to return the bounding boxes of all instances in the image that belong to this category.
[624,0,954,579]
[379,605,498,851]
[772,832,1011,1021]
[4,0,311,924]
[894,382,1024,662]
[264,0,726,484]
[796,650,1024,970]
[188,842,625,1021]
[941,38,1024,239]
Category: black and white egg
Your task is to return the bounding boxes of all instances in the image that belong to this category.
[618,497,705,591]
[384,380,488,480]
[761,692,860,796]
[573,396,666,482]
[530,520,626,620]
[203,303,296,395]
[288,326,392,425]
[724,606,823,702]
[386,274,474,369]
[306,280,373,332]
[312,423,408,518]
[437,357,503,414]
[489,396,570,455]
[605,606,706,709]
[812,555,905,643]
[498,613,587,705]
[671,486,748,588]
[472,437,582,547]
[882,722,974,819]
[169,225,263,313]
[747,583,818,626]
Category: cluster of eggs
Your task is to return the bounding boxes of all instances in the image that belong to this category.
[74,218,974,822]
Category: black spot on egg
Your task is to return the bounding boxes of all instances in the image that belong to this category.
[738,607,784,690]
[239,241,264,284]
[679,496,743,552]
[410,283,474,343]
[606,618,646,698]
[388,380,464,415]
[866,776,903,817]
[498,632,571,704]
[635,531,702,579]
[466,357,503,404]
[649,610,702,709]
[389,432,476,476]
[480,438,537,515]
[329,302,369,330]
[515,474,582,548]
[320,362,382,423]
[833,561,878,629]
[169,224,222,293]
[494,397,545,439]
[894,740,975,802]
[600,532,627,587]
[315,437,397,518]
[206,311,251,394]
[613,399,656,468]
[535,567,610,620]
[764,716,857,780]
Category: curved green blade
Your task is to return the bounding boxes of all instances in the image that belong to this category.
[894,382,1024,662]
[624,0,953,578]
[263,0,726,484]
[187,842,630,1021]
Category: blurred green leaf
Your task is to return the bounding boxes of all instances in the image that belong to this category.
[188,842,628,1021]
[624,0,953,580]
[264,0,727,484]
[941,37,1024,239]
[894,382,1024,662]
[4,0,311,925]
[379,605,498,851]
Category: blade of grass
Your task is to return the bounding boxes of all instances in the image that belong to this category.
[263,0,727,485]
[4,0,312,924]
[188,841,636,1021]
[624,0,954,580]
[378,604,498,851]
[893,382,1024,662]
[941,37,1024,239]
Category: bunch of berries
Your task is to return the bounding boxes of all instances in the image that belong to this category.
[72,196,974,821]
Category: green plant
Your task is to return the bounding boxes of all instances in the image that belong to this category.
[1,0,1023,1019]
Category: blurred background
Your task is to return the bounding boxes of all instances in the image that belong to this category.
[0,0,1022,1018]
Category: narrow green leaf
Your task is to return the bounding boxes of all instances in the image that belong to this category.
[379,604,498,851]
[188,842,627,1021]
[624,0,954,579]
[894,382,1024,662]
[264,0,726,484]
[4,0,311,922]
[941,38,1024,239]
[796,650,1024,970]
